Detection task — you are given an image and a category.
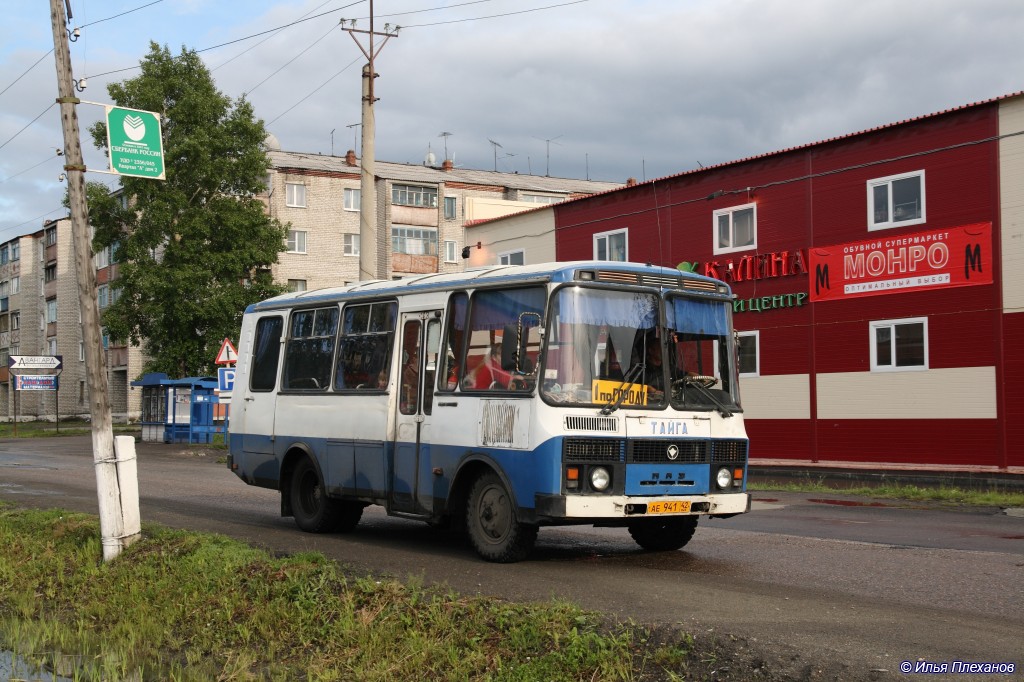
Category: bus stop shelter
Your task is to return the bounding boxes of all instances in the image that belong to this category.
[131,373,228,444]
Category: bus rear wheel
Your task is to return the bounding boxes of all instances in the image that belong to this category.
[290,457,362,533]
[466,472,537,563]
[628,516,698,551]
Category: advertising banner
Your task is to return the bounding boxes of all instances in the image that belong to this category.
[16,375,59,391]
[808,222,992,302]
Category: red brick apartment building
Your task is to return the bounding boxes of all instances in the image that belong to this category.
[550,93,1023,471]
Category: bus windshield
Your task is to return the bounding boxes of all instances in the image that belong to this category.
[541,287,740,413]
[665,294,740,414]
[542,287,666,408]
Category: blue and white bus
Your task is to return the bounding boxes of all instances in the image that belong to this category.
[227,262,750,562]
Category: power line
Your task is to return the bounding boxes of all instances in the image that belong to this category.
[212,0,339,72]
[0,50,54,99]
[0,1,165,102]
[0,102,57,153]
[267,56,362,125]
[553,128,1024,235]
[0,206,67,237]
[400,0,592,28]
[84,1,366,81]
[244,23,337,96]
[0,150,63,183]
[79,0,164,28]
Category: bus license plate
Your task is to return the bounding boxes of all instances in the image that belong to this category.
[647,500,691,514]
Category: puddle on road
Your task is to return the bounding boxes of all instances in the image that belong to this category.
[0,651,74,682]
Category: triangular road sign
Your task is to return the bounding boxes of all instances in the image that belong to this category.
[215,338,238,365]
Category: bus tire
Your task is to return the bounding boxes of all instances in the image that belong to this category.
[291,456,345,533]
[628,515,698,551]
[466,472,537,563]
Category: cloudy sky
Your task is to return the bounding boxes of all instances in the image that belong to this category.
[2,0,1022,243]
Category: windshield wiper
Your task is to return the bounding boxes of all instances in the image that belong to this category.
[600,362,645,415]
[678,378,734,418]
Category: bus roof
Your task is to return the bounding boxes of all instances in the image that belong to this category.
[248,261,730,313]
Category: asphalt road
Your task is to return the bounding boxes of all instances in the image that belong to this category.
[2,436,1022,680]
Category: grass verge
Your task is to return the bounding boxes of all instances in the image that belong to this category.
[748,479,1024,508]
[0,504,729,682]
[0,419,140,439]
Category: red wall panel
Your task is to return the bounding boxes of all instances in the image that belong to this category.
[552,102,1012,469]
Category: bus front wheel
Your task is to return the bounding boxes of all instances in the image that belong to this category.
[466,472,537,563]
[290,457,362,533]
[628,516,698,551]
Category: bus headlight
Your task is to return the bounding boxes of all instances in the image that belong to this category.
[590,467,611,492]
[715,467,732,490]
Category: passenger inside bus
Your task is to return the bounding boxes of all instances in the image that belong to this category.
[467,344,510,390]
[400,348,419,412]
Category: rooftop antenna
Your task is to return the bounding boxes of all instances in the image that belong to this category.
[487,138,502,171]
[534,134,563,176]
[439,131,453,161]
[330,128,335,156]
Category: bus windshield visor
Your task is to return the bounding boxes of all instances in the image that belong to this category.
[542,287,666,408]
[665,295,740,413]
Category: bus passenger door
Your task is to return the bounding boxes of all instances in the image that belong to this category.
[391,312,441,515]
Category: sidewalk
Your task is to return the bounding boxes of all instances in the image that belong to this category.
[749,458,1024,490]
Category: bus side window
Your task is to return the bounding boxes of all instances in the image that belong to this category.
[282,307,338,391]
[463,286,545,392]
[399,321,421,414]
[423,318,440,414]
[438,292,467,392]
[335,301,398,390]
[250,316,283,391]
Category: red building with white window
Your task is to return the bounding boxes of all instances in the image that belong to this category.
[552,93,1024,471]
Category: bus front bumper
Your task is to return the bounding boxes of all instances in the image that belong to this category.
[537,492,750,520]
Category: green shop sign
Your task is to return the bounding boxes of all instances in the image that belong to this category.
[105,106,165,180]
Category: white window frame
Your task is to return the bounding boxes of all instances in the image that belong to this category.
[11,276,18,294]
[593,228,628,262]
[521,193,562,205]
[287,279,307,292]
[47,337,57,355]
[97,284,109,309]
[45,299,57,324]
[498,249,525,266]
[444,196,457,220]
[737,330,760,377]
[286,230,307,254]
[392,184,438,208]
[343,233,360,256]
[343,187,360,211]
[867,170,926,231]
[444,240,458,263]
[391,225,438,255]
[285,182,306,208]
[712,202,757,255]
[11,312,19,330]
[869,316,928,372]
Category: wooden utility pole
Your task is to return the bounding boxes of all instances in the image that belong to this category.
[48,0,126,561]
[342,1,397,281]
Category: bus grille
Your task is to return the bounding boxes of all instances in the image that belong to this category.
[562,438,748,465]
[681,278,718,291]
[630,440,708,463]
[711,439,748,462]
[564,416,619,432]
[563,438,625,463]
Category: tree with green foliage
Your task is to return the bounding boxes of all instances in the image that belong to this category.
[87,42,286,378]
